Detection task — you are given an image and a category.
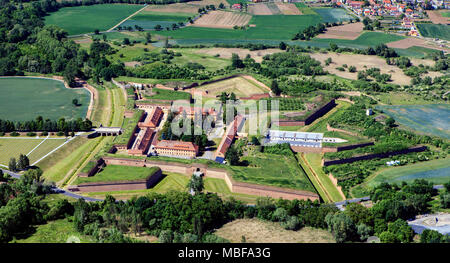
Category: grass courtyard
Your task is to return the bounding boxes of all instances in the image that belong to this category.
[0,77,90,122]
[75,165,160,184]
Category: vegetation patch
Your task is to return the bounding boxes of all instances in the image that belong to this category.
[0,78,90,122]
[75,165,160,184]
[417,23,450,41]
[45,4,144,35]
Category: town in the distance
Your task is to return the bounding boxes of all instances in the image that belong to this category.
[0,0,449,245]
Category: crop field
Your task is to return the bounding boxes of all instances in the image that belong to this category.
[194,76,268,97]
[215,218,335,243]
[294,2,317,15]
[275,3,302,15]
[192,10,251,29]
[417,23,450,41]
[367,158,450,187]
[120,12,191,30]
[313,32,405,48]
[313,8,353,23]
[0,77,90,122]
[44,4,144,35]
[157,14,322,40]
[229,152,316,192]
[426,10,450,24]
[315,22,363,40]
[377,104,450,139]
[142,3,198,14]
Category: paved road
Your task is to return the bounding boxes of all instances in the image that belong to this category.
[1,168,102,202]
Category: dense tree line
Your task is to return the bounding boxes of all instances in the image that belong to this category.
[0,116,92,133]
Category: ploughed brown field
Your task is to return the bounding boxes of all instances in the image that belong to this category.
[275,3,302,15]
[191,10,252,29]
[426,10,450,25]
[315,22,363,40]
[387,37,450,53]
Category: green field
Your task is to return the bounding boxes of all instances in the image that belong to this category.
[27,139,66,165]
[229,152,316,192]
[442,12,450,18]
[145,88,191,100]
[75,165,159,184]
[13,218,93,243]
[120,12,191,30]
[377,104,450,139]
[299,153,345,202]
[367,158,450,187]
[0,77,89,122]
[157,14,322,40]
[0,138,42,166]
[295,2,317,15]
[313,8,353,23]
[417,23,450,41]
[313,32,405,48]
[45,4,144,35]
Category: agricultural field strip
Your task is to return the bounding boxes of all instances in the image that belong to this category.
[107,5,148,32]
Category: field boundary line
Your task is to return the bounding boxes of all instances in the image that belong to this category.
[107,4,148,32]
[26,135,48,156]
[31,134,81,166]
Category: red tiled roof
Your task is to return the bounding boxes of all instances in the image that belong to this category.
[155,140,199,152]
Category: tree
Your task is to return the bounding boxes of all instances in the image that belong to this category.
[279,41,287,50]
[385,117,395,127]
[225,146,241,165]
[17,154,30,170]
[102,34,107,42]
[187,173,204,195]
[271,80,281,96]
[8,158,17,172]
[94,29,100,35]
[123,38,130,45]
[145,32,151,43]
[325,212,357,243]
[357,223,372,241]
[231,53,244,69]
[72,98,79,106]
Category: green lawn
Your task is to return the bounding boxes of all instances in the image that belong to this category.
[442,12,450,18]
[27,139,66,165]
[229,152,316,192]
[367,158,450,187]
[0,77,90,122]
[303,153,344,202]
[40,137,100,184]
[145,88,191,101]
[295,2,318,15]
[417,23,450,41]
[0,138,43,166]
[13,219,94,243]
[75,165,160,184]
[170,48,231,71]
[45,4,144,35]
